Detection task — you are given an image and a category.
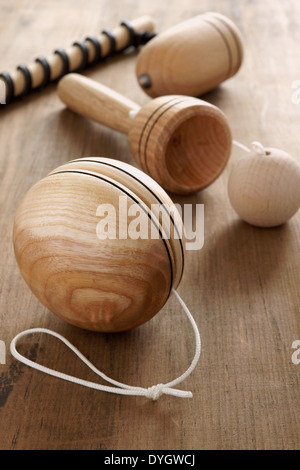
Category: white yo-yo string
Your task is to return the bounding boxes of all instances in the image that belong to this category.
[10,289,201,401]
[232,139,267,155]
[251,141,267,155]
[232,139,251,153]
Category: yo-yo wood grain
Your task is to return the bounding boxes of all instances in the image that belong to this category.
[13,170,174,332]
[49,157,184,288]
[0,0,300,452]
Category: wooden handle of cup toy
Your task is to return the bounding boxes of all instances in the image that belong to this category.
[58,73,232,196]
[0,16,155,104]
[58,73,140,134]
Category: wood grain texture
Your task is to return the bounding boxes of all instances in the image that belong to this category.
[48,157,185,288]
[58,74,140,134]
[0,0,300,450]
[136,12,244,97]
[58,74,232,194]
[13,166,176,332]
[129,95,232,194]
[228,147,300,227]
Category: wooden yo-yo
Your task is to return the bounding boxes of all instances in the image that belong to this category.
[13,157,184,332]
[58,73,232,195]
[136,12,244,98]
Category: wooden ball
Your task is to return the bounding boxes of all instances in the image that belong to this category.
[13,158,184,332]
[228,147,300,227]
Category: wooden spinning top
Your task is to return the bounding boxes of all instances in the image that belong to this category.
[13,158,184,332]
[58,74,232,195]
[136,12,244,98]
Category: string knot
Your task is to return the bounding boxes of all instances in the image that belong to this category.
[145,383,165,400]
[10,290,201,400]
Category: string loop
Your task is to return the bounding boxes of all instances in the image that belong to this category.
[251,141,266,155]
[10,289,201,401]
[232,140,266,155]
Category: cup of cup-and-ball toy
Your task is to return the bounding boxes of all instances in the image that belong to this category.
[58,73,232,196]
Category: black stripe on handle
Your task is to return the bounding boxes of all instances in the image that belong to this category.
[0,72,15,104]
[1,19,157,105]
[85,35,102,64]
[101,29,116,58]
[17,64,32,98]
[120,20,135,49]
[73,40,89,71]
[54,48,70,80]
[35,56,51,89]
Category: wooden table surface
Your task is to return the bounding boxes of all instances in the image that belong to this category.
[0,0,299,451]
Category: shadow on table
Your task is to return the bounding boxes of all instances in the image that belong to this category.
[200,217,295,297]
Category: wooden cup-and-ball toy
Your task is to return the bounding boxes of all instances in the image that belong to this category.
[228,144,300,227]
[13,157,185,333]
[136,12,244,98]
[1,12,243,104]
[58,74,232,195]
